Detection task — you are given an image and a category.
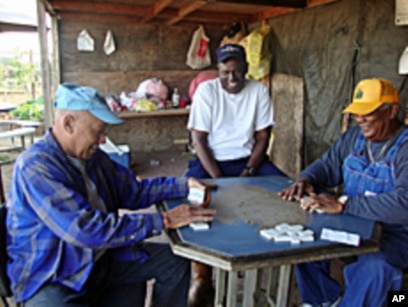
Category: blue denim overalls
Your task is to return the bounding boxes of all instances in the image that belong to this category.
[296,128,408,306]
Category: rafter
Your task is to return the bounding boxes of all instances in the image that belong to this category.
[140,0,174,24]
[213,0,306,8]
[307,0,338,7]
[166,0,207,25]
[257,7,297,20]
[51,0,149,16]
[160,8,256,23]
[58,11,141,23]
[47,0,340,26]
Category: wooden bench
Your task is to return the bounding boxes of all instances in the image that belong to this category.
[0,127,36,153]
[0,121,39,165]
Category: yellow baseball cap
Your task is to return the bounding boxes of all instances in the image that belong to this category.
[342,78,399,115]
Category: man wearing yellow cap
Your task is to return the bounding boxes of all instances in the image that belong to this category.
[279,78,408,306]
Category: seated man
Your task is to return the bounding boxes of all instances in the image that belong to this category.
[279,78,408,306]
[185,44,285,306]
[6,83,216,307]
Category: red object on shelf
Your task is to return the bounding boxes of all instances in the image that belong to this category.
[180,98,187,108]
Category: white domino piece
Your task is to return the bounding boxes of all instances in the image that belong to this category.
[275,223,291,232]
[190,222,210,231]
[289,236,301,244]
[189,222,210,231]
[320,228,360,246]
[298,234,315,242]
[274,234,292,242]
[288,224,304,232]
[188,187,205,205]
[260,228,279,240]
[299,229,314,236]
[300,197,324,214]
[260,223,315,244]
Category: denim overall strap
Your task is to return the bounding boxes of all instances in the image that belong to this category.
[342,128,408,196]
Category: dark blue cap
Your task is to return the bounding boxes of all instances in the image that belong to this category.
[216,44,246,63]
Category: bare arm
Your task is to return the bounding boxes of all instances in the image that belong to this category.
[240,127,271,176]
[191,129,223,178]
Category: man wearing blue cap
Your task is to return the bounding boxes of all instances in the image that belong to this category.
[6,83,216,306]
[185,44,285,306]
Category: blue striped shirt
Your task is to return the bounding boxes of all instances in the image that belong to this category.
[6,130,189,302]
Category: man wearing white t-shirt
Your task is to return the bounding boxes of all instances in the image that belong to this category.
[185,43,286,307]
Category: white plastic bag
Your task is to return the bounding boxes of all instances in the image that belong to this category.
[77,29,94,52]
[104,30,116,55]
[186,25,211,69]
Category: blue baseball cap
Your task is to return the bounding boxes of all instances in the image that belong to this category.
[216,44,246,63]
[54,83,123,125]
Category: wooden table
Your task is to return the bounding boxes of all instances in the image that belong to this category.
[0,103,16,113]
[159,176,381,307]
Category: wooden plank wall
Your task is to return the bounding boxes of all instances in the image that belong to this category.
[109,113,190,153]
[58,21,224,98]
[58,20,224,152]
[269,73,304,178]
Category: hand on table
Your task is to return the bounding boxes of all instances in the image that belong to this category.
[300,193,344,214]
[162,204,216,229]
[278,178,316,201]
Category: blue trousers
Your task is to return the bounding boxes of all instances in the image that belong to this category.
[296,227,408,306]
[184,155,286,178]
[22,243,191,307]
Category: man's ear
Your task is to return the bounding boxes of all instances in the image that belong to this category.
[390,104,400,119]
[63,114,75,133]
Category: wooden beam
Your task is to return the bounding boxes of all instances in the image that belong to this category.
[166,0,207,25]
[42,0,56,16]
[214,0,306,8]
[50,0,150,16]
[160,8,256,23]
[140,0,174,24]
[307,0,338,7]
[59,12,141,23]
[59,12,247,27]
[51,14,60,96]
[257,7,297,20]
[37,0,53,128]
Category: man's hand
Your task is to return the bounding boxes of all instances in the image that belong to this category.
[300,194,344,214]
[162,204,216,229]
[278,178,315,201]
[187,177,218,208]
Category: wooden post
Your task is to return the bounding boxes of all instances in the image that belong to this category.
[51,14,60,96]
[37,0,53,128]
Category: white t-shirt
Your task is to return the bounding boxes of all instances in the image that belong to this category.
[188,78,274,161]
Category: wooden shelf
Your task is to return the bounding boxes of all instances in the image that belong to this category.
[118,108,190,119]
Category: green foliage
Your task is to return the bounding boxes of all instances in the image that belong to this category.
[0,49,41,98]
[11,96,44,120]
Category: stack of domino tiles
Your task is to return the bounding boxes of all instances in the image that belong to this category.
[260,223,315,244]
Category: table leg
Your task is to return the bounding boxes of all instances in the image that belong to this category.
[226,271,238,307]
[215,268,226,307]
[21,136,25,149]
[243,269,257,307]
[276,264,292,307]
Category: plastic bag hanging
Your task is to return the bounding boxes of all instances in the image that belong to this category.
[399,46,408,74]
[104,30,116,55]
[77,29,94,52]
[186,25,211,69]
